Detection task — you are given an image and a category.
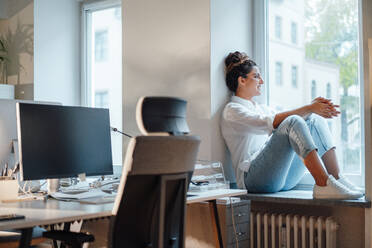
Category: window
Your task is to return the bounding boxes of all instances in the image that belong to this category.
[326,82,332,98]
[95,90,109,108]
[114,7,121,19]
[275,16,282,39]
[95,30,108,62]
[266,0,362,186]
[291,22,297,44]
[291,65,298,88]
[83,2,122,165]
[311,80,316,99]
[275,62,283,85]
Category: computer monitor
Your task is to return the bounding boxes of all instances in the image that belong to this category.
[16,103,113,181]
[0,99,60,171]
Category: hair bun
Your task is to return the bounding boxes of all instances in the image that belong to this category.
[225,51,251,75]
[225,51,248,67]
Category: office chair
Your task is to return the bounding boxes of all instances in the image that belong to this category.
[43,96,200,248]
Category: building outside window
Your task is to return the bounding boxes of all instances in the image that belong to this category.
[275,16,282,39]
[275,62,283,85]
[95,90,109,108]
[291,65,298,88]
[311,80,316,99]
[95,30,108,62]
[291,21,297,44]
[83,2,122,165]
[267,0,361,185]
[326,82,332,98]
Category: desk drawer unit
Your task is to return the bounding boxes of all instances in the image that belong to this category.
[226,223,250,244]
[185,199,251,248]
[217,200,250,247]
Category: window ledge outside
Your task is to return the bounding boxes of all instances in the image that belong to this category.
[241,190,371,208]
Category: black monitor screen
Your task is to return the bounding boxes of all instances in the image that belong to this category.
[17,103,113,181]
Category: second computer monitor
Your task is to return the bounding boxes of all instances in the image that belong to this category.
[17,103,113,181]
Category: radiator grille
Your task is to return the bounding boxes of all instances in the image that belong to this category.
[250,212,338,248]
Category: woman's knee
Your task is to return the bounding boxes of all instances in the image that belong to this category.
[283,115,305,125]
[278,115,307,133]
[307,114,328,128]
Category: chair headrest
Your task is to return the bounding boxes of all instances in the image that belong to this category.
[136,96,190,136]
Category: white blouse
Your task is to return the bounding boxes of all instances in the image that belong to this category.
[221,96,276,188]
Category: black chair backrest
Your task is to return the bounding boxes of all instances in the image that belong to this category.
[136,96,190,136]
[110,135,200,248]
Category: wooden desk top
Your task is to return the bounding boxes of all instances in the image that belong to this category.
[0,199,114,230]
[186,188,247,204]
[0,188,247,230]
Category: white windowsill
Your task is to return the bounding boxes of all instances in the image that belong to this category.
[242,189,370,208]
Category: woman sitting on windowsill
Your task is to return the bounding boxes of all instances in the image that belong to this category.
[221,51,363,199]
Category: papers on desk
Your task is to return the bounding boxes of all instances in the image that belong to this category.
[51,189,115,201]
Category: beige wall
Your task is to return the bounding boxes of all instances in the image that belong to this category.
[122,0,211,157]
[122,0,253,184]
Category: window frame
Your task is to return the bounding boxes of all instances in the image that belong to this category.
[81,0,121,107]
[253,0,366,187]
[81,0,123,166]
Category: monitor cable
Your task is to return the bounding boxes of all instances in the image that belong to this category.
[110,127,132,138]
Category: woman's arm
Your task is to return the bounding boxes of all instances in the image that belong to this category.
[272,97,340,129]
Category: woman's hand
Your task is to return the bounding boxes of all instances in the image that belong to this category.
[310,97,340,118]
[273,97,340,128]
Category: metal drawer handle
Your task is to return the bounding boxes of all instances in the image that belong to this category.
[237,232,246,236]
[236,213,246,217]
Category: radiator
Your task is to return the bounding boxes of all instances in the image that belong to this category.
[250,212,339,248]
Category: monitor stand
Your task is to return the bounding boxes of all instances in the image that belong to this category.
[47,179,60,194]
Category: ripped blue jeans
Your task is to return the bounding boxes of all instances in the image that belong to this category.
[244,114,334,193]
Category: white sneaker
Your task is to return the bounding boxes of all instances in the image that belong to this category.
[337,175,364,194]
[313,176,363,200]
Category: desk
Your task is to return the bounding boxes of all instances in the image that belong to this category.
[187,188,247,204]
[187,189,247,248]
[0,188,246,248]
[0,199,114,247]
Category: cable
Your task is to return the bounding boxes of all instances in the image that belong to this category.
[110,127,132,138]
[230,197,239,248]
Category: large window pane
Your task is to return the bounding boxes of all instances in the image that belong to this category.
[87,6,122,165]
[268,0,361,182]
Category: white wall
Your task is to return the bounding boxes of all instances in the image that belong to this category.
[210,0,253,183]
[34,0,80,106]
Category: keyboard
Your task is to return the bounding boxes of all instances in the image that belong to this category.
[77,195,117,204]
[59,188,90,194]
